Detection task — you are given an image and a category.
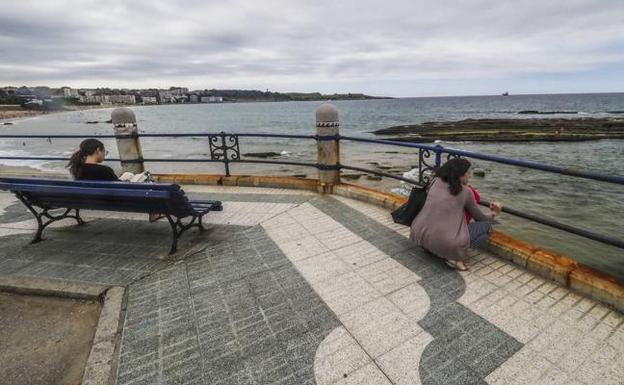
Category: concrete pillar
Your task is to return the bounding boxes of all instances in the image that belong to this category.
[111,107,144,174]
[316,104,340,192]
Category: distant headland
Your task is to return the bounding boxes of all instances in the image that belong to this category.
[0,85,390,120]
[0,85,389,108]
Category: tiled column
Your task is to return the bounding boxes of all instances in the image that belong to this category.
[316,104,340,192]
[111,107,144,174]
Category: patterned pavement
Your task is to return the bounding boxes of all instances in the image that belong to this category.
[0,185,622,385]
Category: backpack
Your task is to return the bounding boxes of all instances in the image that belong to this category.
[391,185,428,226]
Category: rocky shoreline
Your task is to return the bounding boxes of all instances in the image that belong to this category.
[373,117,624,142]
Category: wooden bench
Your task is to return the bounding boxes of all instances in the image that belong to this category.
[0,177,223,254]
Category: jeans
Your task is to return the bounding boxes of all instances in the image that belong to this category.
[468,221,493,248]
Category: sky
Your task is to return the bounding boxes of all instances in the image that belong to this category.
[1,0,623,97]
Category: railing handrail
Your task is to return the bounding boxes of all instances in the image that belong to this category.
[339,135,624,185]
[0,132,318,140]
[1,130,622,250]
[2,131,621,184]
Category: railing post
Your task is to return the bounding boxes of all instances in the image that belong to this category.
[434,144,443,171]
[220,131,230,177]
[111,107,144,174]
[316,104,340,193]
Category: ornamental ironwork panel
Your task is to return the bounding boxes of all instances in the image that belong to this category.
[418,148,436,185]
[417,147,463,185]
[208,132,240,176]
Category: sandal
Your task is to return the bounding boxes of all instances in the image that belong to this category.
[445,260,469,271]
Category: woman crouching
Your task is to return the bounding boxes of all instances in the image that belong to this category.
[410,158,502,271]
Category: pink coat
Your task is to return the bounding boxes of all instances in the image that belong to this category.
[410,179,492,261]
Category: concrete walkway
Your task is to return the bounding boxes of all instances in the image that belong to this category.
[0,186,622,385]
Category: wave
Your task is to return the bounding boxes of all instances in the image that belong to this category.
[0,149,59,172]
[390,167,421,196]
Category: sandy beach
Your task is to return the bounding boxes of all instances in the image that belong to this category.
[0,104,116,123]
[0,106,49,121]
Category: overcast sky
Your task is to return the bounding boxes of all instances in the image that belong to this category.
[1,0,623,97]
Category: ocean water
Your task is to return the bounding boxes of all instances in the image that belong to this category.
[1,93,623,278]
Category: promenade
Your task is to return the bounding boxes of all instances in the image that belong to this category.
[0,185,622,385]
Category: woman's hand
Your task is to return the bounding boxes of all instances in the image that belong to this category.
[490,201,503,215]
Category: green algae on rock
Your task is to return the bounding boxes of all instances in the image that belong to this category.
[373,117,624,142]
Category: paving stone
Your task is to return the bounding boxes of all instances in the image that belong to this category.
[314,327,371,384]
[376,332,433,385]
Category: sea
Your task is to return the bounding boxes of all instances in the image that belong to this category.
[1,93,623,278]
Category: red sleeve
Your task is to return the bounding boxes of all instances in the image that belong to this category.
[465,185,480,223]
[471,186,480,203]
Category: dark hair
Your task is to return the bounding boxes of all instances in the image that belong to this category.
[67,139,105,179]
[436,158,471,196]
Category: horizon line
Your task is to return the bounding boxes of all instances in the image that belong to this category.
[2,84,623,99]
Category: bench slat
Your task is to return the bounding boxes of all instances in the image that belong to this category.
[0,182,171,199]
[0,177,179,191]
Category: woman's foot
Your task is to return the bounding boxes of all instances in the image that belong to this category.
[445,260,469,271]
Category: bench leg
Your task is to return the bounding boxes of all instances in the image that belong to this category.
[198,215,205,233]
[165,214,180,254]
[75,209,86,225]
[15,193,84,243]
[164,214,206,254]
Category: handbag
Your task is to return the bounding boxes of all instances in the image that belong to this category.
[391,185,428,226]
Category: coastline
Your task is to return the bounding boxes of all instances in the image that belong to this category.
[0,104,115,123]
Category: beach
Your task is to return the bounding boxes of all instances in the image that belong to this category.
[0,106,49,121]
[0,104,119,123]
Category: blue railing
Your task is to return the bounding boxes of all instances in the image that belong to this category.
[0,131,622,249]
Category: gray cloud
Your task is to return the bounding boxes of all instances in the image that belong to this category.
[0,0,623,95]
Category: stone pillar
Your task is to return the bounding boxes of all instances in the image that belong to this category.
[111,107,144,174]
[316,104,340,192]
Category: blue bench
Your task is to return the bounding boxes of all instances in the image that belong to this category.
[0,177,223,254]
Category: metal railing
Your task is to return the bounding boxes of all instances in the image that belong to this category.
[0,131,623,249]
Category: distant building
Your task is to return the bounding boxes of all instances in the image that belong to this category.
[109,95,136,104]
[15,87,33,96]
[169,87,189,96]
[32,87,52,98]
[158,91,173,103]
[79,95,106,104]
[61,87,79,98]
[189,94,199,103]
[200,96,223,103]
[141,96,158,104]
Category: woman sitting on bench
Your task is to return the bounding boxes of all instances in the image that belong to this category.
[67,139,118,181]
[67,138,163,221]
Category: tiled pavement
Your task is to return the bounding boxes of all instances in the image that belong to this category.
[0,185,622,384]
